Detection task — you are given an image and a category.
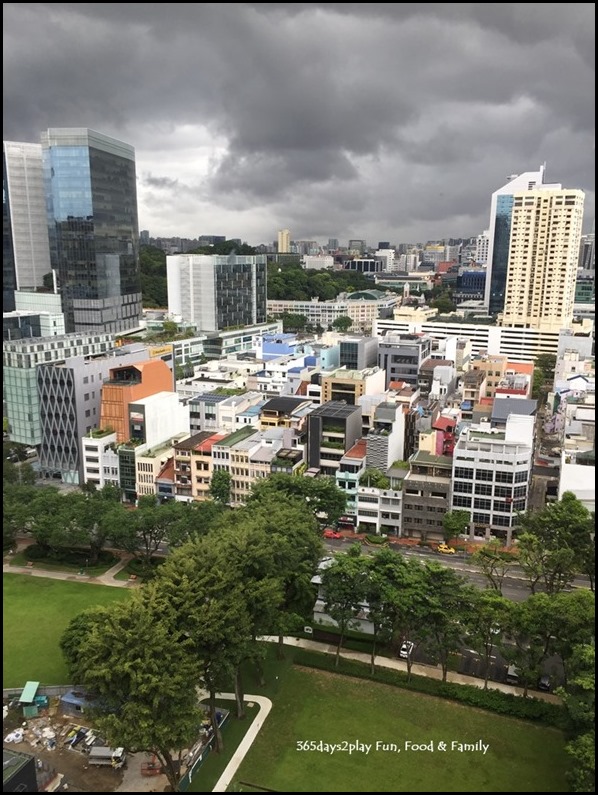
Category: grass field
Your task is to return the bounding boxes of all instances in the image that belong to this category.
[3,574,130,688]
[231,663,569,793]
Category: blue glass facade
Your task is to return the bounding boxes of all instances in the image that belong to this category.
[42,129,142,333]
[488,195,514,315]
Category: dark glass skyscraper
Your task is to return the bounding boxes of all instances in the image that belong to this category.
[41,128,142,333]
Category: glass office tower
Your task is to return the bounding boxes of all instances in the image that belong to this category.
[41,128,142,333]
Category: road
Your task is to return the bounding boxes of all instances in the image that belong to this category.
[322,539,591,602]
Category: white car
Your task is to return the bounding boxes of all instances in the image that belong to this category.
[399,641,414,659]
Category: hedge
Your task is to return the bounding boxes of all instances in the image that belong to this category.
[293,648,567,729]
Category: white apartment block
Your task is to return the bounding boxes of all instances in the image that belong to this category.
[374,316,593,363]
[500,190,585,332]
[82,430,120,489]
[357,486,403,536]
[3,141,52,291]
[268,294,398,333]
[451,415,534,545]
[302,255,334,270]
[475,230,490,264]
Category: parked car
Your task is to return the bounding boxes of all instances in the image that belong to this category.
[399,641,415,659]
[537,675,551,692]
[506,664,520,684]
[437,543,456,554]
[323,529,342,540]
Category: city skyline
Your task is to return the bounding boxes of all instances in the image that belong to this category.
[3,4,595,245]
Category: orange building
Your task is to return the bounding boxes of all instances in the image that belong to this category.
[99,359,174,442]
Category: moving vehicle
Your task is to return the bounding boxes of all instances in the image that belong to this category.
[88,746,126,769]
[399,641,414,659]
[437,543,456,554]
[323,529,342,540]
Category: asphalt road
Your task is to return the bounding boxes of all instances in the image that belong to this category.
[322,540,591,603]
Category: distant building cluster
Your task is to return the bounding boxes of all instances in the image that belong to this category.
[3,137,594,543]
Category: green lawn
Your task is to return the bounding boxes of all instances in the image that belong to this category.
[231,663,569,793]
[3,574,130,688]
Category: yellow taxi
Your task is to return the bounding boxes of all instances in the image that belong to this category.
[437,543,456,555]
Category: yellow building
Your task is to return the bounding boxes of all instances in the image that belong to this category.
[500,189,584,332]
[321,367,386,405]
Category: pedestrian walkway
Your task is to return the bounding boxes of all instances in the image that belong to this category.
[3,555,132,588]
[210,694,272,792]
[259,636,562,704]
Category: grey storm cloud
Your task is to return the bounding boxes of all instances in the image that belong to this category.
[3,2,594,245]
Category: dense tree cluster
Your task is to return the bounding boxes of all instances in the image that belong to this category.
[267,261,372,301]
[60,487,324,789]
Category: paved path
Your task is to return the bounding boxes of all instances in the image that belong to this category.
[259,636,562,704]
[209,694,273,792]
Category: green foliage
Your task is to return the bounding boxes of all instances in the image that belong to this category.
[561,644,595,792]
[441,510,470,543]
[267,261,371,301]
[292,648,566,727]
[139,245,167,308]
[321,553,368,666]
[331,315,353,332]
[60,593,204,790]
[278,312,308,332]
[516,492,594,593]
[359,468,390,489]
[471,539,517,594]
[248,473,346,524]
[210,468,232,504]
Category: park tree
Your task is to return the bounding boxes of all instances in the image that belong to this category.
[441,510,470,544]
[420,563,476,682]
[560,643,595,792]
[248,473,346,525]
[240,495,322,660]
[471,539,517,594]
[154,537,252,751]
[60,593,204,791]
[364,550,413,674]
[465,590,511,689]
[321,547,367,667]
[516,492,593,592]
[331,315,353,333]
[109,496,190,571]
[549,590,595,684]
[209,469,231,505]
[501,593,555,697]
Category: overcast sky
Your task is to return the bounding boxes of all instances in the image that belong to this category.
[3,3,595,246]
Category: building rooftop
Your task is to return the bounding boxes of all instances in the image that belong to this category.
[196,432,227,452]
[156,457,175,481]
[189,393,228,406]
[420,358,453,371]
[215,426,259,448]
[175,431,214,451]
[3,749,34,786]
[409,450,454,468]
[261,396,312,414]
[311,400,361,418]
[491,398,537,422]
[342,439,368,460]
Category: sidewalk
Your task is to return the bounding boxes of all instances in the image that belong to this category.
[3,553,132,588]
[259,636,562,704]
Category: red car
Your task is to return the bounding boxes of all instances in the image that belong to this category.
[323,529,342,540]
